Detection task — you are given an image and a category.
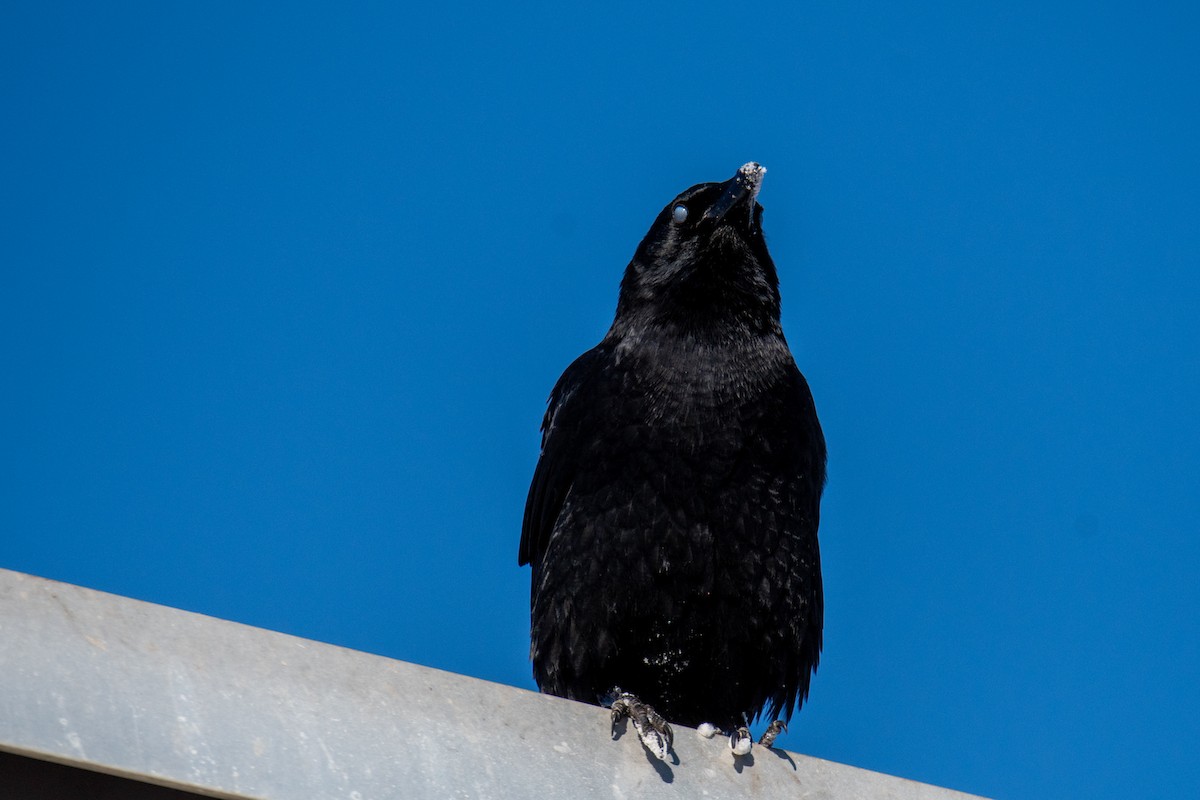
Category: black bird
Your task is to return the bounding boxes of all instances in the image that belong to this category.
[519,163,825,759]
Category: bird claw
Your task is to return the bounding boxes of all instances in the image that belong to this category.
[608,690,674,761]
[757,719,787,749]
[730,724,753,757]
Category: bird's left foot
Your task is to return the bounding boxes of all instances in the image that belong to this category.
[723,716,786,758]
[757,719,787,749]
[730,724,753,757]
[608,690,674,761]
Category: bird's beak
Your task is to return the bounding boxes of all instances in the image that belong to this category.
[702,162,766,225]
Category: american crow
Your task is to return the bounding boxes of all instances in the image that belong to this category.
[520,163,825,760]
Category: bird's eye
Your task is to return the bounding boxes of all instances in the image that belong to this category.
[672,204,688,224]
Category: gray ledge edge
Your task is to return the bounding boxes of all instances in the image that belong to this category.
[0,567,988,799]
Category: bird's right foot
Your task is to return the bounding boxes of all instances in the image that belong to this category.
[607,689,674,761]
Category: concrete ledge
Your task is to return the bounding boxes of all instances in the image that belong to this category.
[0,568,987,798]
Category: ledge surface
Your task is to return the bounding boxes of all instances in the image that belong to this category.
[0,568,987,799]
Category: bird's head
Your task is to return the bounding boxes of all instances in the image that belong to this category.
[614,163,782,337]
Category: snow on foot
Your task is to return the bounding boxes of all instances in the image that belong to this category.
[608,690,674,761]
[730,724,753,757]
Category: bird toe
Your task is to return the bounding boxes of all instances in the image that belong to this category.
[608,690,674,761]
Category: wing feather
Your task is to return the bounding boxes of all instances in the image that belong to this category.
[518,347,605,567]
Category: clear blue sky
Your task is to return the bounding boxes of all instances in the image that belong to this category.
[2,4,1197,797]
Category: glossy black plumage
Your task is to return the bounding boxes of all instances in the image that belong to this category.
[519,164,825,730]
